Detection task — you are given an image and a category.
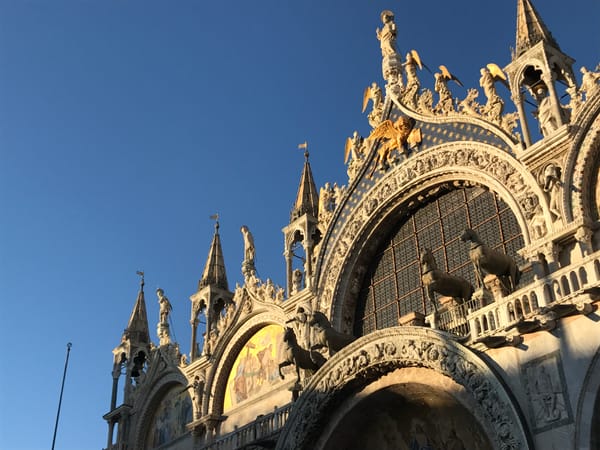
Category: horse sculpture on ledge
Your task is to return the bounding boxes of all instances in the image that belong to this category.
[278,327,325,385]
[420,248,474,312]
[460,228,521,293]
[309,311,356,354]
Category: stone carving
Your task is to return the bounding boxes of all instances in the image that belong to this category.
[376,10,398,57]
[344,132,366,183]
[278,327,326,385]
[344,131,365,164]
[202,328,218,356]
[521,351,573,432]
[533,84,568,137]
[580,65,600,101]
[188,372,206,420]
[242,297,253,314]
[420,248,474,312]
[456,85,518,138]
[240,225,256,278]
[278,329,527,450]
[292,268,303,294]
[479,64,507,123]
[318,182,335,225]
[458,88,481,116]
[434,65,462,114]
[500,112,520,138]
[242,272,285,305]
[417,88,434,114]
[575,226,593,256]
[157,288,172,324]
[460,229,521,294]
[543,163,562,220]
[566,84,583,117]
[401,50,423,109]
[217,301,237,334]
[156,288,172,345]
[362,83,384,128]
[521,195,547,239]
[308,310,356,354]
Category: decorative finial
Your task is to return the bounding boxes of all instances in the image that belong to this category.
[298,141,309,159]
[210,213,220,230]
[136,270,145,289]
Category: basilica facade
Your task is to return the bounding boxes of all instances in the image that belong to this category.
[103,1,600,449]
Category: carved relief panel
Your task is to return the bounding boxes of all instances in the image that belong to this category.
[521,351,574,433]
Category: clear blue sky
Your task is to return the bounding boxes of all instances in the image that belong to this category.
[1,1,598,449]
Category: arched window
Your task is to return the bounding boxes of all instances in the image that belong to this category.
[354,184,525,336]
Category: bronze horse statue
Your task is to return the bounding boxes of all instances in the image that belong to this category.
[309,311,356,354]
[460,228,521,293]
[420,248,474,312]
[278,327,326,384]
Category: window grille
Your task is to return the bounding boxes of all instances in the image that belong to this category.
[354,185,526,336]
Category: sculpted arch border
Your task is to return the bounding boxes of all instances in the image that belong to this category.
[205,309,288,416]
[276,327,531,450]
[574,344,600,450]
[316,142,545,327]
[565,96,600,222]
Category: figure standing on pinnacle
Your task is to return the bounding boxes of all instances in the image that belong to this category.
[376,10,398,57]
[157,288,172,324]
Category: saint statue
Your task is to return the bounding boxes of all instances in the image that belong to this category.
[157,288,172,324]
[376,10,398,57]
[240,225,255,263]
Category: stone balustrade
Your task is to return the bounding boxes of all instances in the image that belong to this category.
[202,403,292,450]
[435,252,600,343]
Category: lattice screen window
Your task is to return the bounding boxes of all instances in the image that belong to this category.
[354,185,525,336]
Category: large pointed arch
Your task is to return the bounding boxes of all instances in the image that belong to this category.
[316,142,546,329]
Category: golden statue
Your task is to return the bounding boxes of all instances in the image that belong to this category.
[367,116,422,175]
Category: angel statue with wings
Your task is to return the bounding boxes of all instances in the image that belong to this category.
[479,63,508,121]
[362,82,383,127]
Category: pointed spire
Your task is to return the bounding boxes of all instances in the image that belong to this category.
[198,219,229,291]
[124,272,150,345]
[514,0,560,58]
[291,150,319,222]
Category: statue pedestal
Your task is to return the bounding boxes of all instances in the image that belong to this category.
[484,274,509,299]
[242,260,256,279]
[157,321,171,346]
[398,311,426,327]
[471,288,494,309]
[382,53,402,86]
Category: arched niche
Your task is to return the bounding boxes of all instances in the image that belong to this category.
[132,369,191,450]
[206,311,289,421]
[317,369,493,450]
[144,384,192,449]
[222,324,287,412]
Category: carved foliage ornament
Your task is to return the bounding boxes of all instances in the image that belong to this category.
[277,328,528,450]
[318,145,535,313]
